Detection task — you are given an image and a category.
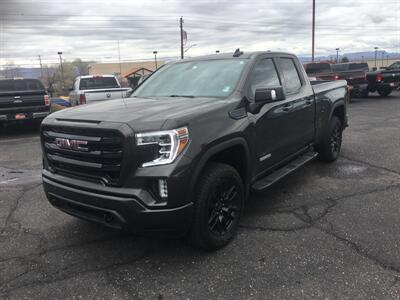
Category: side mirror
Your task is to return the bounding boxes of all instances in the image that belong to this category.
[248,86,285,114]
[254,87,285,103]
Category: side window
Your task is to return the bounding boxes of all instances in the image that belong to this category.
[248,58,281,99]
[279,58,302,93]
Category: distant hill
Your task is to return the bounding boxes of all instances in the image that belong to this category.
[299,51,400,62]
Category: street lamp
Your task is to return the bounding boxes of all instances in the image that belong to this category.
[153,51,158,69]
[184,44,197,53]
[374,47,379,68]
[57,51,64,92]
[335,48,340,63]
[215,50,220,54]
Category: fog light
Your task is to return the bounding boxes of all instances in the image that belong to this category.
[158,179,168,198]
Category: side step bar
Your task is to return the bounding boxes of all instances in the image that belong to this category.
[252,151,318,192]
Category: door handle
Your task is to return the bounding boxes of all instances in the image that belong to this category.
[282,104,293,112]
[305,99,314,105]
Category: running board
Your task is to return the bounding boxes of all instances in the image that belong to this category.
[252,151,318,191]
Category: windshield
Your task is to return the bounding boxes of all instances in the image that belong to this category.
[0,79,44,92]
[305,63,332,74]
[79,77,119,90]
[132,59,248,98]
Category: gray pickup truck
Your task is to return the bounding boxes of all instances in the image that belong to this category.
[42,50,349,250]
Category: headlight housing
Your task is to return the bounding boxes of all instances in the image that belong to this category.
[136,127,189,167]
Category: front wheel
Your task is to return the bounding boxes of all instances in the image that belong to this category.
[377,88,392,97]
[189,163,244,250]
[316,116,343,162]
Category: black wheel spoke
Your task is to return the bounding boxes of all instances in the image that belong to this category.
[207,177,240,236]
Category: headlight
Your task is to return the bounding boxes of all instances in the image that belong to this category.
[136,127,189,167]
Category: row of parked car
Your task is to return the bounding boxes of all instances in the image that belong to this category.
[1,60,400,125]
[304,61,400,98]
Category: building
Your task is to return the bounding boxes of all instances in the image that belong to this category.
[88,61,164,76]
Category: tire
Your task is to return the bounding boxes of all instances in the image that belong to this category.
[360,89,369,98]
[377,88,392,97]
[190,162,244,250]
[316,116,343,162]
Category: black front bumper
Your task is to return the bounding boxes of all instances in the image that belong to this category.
[43,173,194,235]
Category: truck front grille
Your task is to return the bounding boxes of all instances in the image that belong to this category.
[42,126,124,186]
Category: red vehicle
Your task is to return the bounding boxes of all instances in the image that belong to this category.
[304,62,337,81]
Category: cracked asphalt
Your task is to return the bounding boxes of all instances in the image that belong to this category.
[1,92,400,299]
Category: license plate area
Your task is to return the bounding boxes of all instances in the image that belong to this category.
[15,113,26,120]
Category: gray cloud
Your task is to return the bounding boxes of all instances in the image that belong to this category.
[0,0,399,67]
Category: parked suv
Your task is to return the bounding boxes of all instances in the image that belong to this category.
[41,51,348,250]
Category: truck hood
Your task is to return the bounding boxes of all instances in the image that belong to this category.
[49,96,232,131]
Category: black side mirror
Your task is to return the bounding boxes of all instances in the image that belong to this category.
[248,86,285,114]
[254,87,285,103]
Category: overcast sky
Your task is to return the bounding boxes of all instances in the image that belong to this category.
[0,0,399,67]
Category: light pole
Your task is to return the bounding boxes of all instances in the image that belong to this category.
[215,50,220,54]
[57,51,64,92]
[335,48,340,63]
[153,51,158,69]
[374,47,379,68]
[184,44,197,53]
[381,52,384,67]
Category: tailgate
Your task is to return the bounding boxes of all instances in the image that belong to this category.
[0,90,46,110]
[84,89,129,102]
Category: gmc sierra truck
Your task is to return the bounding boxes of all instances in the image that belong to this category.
[41,51,348,250]
[0,78,50,124]
[366,61,400,96]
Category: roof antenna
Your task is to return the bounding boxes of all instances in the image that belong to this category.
[233,48,243,57]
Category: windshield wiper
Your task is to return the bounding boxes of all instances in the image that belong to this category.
[168,95,196,98]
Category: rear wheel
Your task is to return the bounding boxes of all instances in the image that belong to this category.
[316,116,343,162]
[190,163,244,250]
[377,87,392,97]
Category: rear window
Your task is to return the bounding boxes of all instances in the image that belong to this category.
[332,64,348,72]
[305,63,332,74]
[349,63,369,71]
[79,77,119,90]
[0,79,44,92]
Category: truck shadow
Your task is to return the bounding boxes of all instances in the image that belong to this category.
[0,120,41,138]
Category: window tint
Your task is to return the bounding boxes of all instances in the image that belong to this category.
[305,63,332,74]
[132,59,248,98]
[332,64,348,72]
[280,58,302,93]
[388,62,400,70]
[0,79,44,92]
[79,77,119,90]
[248,58,280,99]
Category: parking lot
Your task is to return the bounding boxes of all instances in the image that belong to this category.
[1,92,400,299]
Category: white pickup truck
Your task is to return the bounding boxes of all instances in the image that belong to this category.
[69,75,132,106]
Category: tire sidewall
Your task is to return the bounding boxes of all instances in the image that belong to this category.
[193,163,244,250]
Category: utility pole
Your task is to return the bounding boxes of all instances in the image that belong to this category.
[57,51,64,92]
[381,52,384,67]
[311,0,315,62]
[180,17,184,59]
[336,48,340,63]
[153,51,158,69]
[38,55,43,79]
[374,47,378,68]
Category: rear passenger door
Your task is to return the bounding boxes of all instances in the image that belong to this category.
[276,56,315,153]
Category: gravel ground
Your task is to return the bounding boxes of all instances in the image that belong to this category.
[1,91,400,299]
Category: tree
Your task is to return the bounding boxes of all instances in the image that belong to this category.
[341,57,349,63]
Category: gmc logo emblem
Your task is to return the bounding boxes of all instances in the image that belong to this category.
[55,138,88,152]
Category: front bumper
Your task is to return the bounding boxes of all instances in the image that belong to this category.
[43,173,194,235]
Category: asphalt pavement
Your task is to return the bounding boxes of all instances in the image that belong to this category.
[1,92,400,299]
